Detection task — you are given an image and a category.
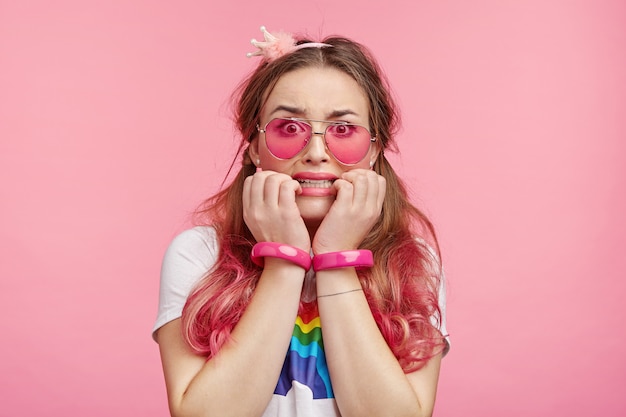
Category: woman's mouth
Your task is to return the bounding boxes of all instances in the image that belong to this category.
[293,173,338,196]
[297,179,335,189]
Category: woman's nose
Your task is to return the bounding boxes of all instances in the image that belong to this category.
[302,130,330,163]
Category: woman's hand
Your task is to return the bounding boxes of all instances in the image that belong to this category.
[243,169,311,252]
[312,169,386,254]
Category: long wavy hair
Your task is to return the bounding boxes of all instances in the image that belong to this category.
[181,36,447,372]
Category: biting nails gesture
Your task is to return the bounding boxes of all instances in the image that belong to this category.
[243,169,311,252]
[313,169,386,254]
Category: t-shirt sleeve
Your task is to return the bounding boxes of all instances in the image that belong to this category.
[436,270,451,355]
[420,238,450,356]
[152,226,218,340]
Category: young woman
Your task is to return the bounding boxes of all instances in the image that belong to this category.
[153,26,449,417]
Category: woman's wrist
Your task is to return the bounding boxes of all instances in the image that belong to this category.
[251,242,312,270]
[251,244,374,273]
[312,249,374,272]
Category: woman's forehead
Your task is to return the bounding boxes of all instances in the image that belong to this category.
[261,67,369,121]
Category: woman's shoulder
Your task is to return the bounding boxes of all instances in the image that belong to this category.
[165,226,218,261]
[152,226,220,338]
[170,225,218,246]
[161,225,220,288]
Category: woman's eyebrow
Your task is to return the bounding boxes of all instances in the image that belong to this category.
[326,109,359,119]
[268,106,361,119]
[268,105,305,116]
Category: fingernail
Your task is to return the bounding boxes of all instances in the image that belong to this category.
[256,167,262,173]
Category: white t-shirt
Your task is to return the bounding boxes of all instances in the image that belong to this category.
[153,226,449,417]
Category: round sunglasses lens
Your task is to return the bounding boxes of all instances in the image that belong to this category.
[326,124,371,165]
[265,119,309,159]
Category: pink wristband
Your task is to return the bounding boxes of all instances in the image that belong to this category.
[251,242,312,270]
[312,250,374,272]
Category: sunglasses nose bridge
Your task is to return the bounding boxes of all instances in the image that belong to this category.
[304,121,329,146]
[308,120,327,138]
[309,130,327,147]
[299,124,331,160]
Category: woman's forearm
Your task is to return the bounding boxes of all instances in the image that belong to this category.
[161,261,305,417]
[316,268,439,417]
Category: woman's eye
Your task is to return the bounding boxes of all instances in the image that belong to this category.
[332,124,355,137]
[279,121,306,135]
[285,123,299,134]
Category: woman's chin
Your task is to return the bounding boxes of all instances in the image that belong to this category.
[299,187,336,197]
[296,195,334,225]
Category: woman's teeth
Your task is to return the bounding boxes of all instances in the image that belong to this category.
[297,179,334,188]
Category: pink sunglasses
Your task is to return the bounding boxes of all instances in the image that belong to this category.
[258,117,376,165]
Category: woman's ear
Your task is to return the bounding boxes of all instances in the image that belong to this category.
[248,137,261,167]
[370,141,382,168]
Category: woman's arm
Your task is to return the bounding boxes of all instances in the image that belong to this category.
[157,170,310,417]
[313,169,442,416]
[316,268,441,417]
[157,260,305,417]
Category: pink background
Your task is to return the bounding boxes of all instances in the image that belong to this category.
[1,1,625,416]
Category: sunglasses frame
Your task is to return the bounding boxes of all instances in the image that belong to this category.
[257,117,377,166]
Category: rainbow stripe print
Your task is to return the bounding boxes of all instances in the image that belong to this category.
[274,302,334,399]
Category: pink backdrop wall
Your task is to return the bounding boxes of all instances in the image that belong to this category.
[1,1,624,415]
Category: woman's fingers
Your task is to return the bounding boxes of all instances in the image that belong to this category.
[338,169,385,212]
[243,169,309,250]
[314,169,386,252]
